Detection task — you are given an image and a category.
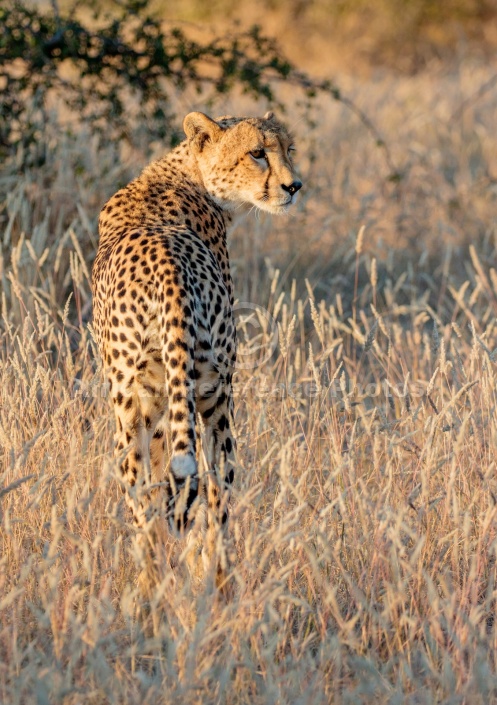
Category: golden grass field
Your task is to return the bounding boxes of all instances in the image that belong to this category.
[2,53,497,703]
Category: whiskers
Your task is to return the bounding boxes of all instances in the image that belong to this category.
[240,192,298,218]
[248,204,263,221]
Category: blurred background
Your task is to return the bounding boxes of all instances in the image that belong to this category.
[3,0,497,285]
[154,0,497,73]
[3,0,497,316]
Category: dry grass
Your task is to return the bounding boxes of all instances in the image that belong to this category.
[2,57,497,703]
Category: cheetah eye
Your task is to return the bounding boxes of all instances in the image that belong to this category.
[288,145,296,157]
[250,149,266,161]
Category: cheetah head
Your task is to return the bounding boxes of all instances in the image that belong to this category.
[183,111,302,215]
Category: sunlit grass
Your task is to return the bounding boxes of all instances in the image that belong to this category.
[1,58,497,703]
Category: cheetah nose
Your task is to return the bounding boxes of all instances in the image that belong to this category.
[282,180,302,196]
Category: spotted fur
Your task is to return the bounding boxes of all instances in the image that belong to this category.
[92,111,301,566]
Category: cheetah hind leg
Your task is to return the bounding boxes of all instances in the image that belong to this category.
[206,400,236,594]
[111,408,163,593]
[180,415,214,591]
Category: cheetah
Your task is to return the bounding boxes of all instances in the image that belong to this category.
[92,111,301,575]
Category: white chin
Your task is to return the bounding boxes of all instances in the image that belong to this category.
[257,201,292,215]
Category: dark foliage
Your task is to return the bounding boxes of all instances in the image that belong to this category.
[0,0,399,174]
[0,1,319,157]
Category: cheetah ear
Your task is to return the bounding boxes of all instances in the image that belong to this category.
[263,111,275,121]
[183,112,222,152]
